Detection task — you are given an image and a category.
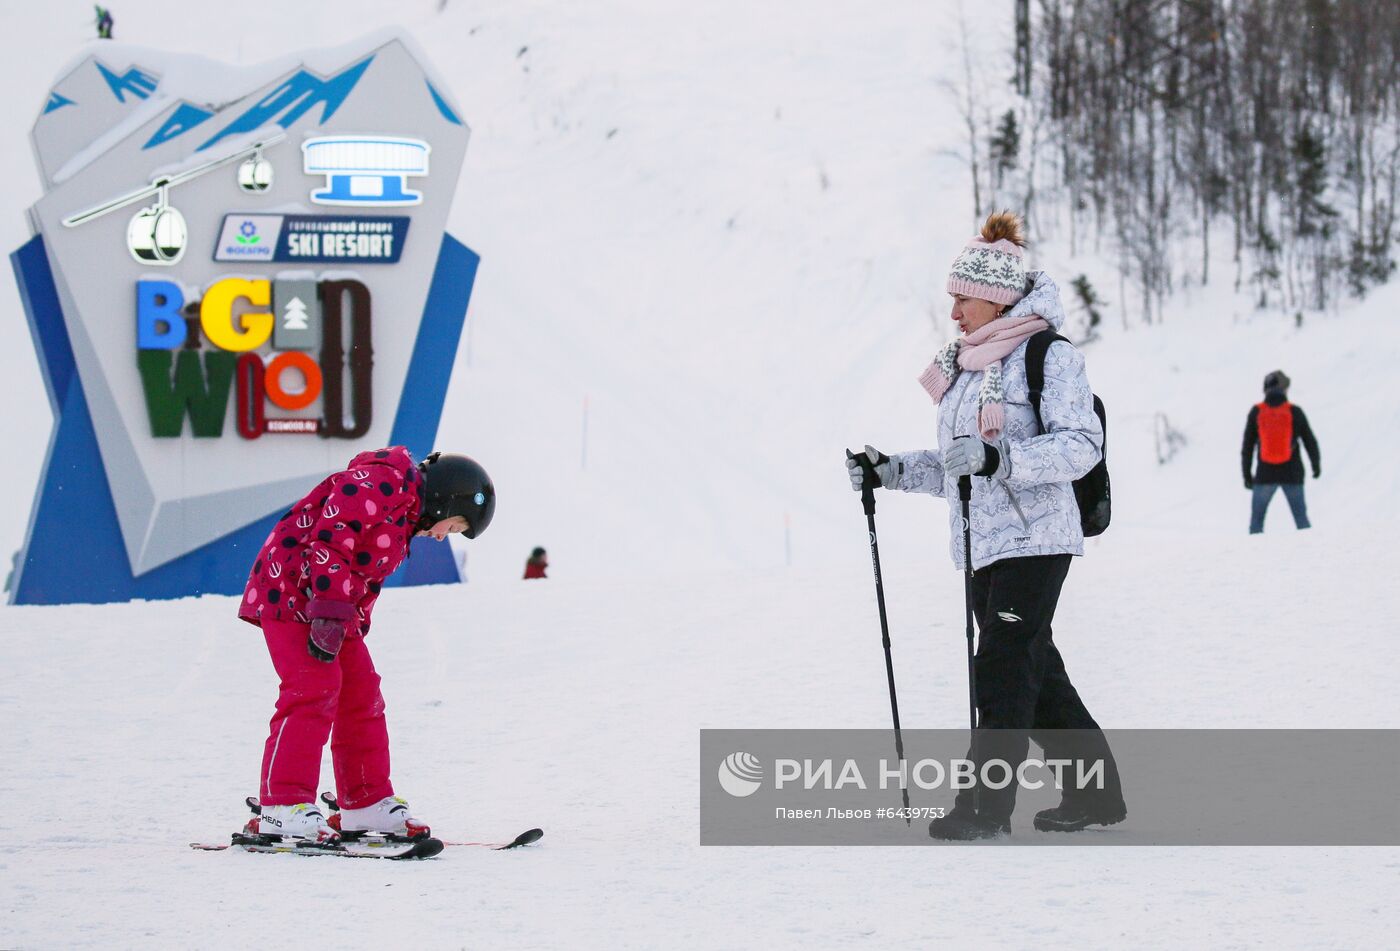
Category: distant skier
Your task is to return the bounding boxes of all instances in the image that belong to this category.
[94,5,113,39]
[1242,370,1320,534]
[847,211,1124,840]
[237,448,495,844]
[524,546,548,579]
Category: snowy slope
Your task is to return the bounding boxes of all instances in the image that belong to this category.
[2,532,1397,948]
[2,1,1399,948]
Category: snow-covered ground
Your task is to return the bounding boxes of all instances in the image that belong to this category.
[2,0,1398,948]
[2,532,1397,948]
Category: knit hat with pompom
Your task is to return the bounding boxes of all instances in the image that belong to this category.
[946,211,1029,306]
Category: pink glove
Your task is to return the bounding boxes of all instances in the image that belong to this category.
[307,617,348,662]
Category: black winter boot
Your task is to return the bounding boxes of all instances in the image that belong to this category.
[928,807,1010,841]
[1032,798,1126,832]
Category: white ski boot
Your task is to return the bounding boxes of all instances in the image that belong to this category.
[254,802,340,844]
[335,795,431,840]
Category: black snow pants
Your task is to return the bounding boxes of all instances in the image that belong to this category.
[952,554,1124,823]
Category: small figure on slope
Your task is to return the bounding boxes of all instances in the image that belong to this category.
[238,448,495,844]
[1242,370,1320,534]
[523,546,548,580]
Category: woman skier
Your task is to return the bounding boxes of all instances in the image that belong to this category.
[846,211,1125,840]
[238,447,495,844]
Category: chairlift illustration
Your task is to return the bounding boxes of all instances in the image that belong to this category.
[62,133,286,266]
[237,148,274,193]
[126,182,187,264]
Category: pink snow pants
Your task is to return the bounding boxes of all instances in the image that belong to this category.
[259,618,394,809]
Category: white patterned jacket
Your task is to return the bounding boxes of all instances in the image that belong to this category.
[888,271,1103,570]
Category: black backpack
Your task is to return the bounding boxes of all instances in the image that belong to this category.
[1024,330,1111,537]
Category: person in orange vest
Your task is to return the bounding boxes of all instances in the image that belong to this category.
[1242,370,1320,534]
[523,546,548,579]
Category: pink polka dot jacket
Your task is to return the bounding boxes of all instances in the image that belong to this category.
[238,447,424,635]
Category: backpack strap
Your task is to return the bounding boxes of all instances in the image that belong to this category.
[1025,329,1069,434]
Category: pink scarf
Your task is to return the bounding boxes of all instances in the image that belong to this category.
[917,314,1049,439]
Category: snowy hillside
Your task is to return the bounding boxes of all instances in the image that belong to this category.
[0,0,1393,581]
[2,1,1398,949]
[0,0,1018,581]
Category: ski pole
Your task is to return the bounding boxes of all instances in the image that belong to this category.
[846,449,912,824]
[957,461,979,815]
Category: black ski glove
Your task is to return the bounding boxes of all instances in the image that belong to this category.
[308,617,348,663]
[1244,474,1254,490]
[1312,466,1321,479]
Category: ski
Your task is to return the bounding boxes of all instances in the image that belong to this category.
[439,828,544,850]
[195,796,543,855]
[191,829,543,856]
[316,792,543,851]
[190,834,445,860]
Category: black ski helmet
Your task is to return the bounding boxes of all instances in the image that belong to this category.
[417,452,495,538]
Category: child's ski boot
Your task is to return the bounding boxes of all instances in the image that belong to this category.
[238,800,341,847]
[324,794,431,842]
